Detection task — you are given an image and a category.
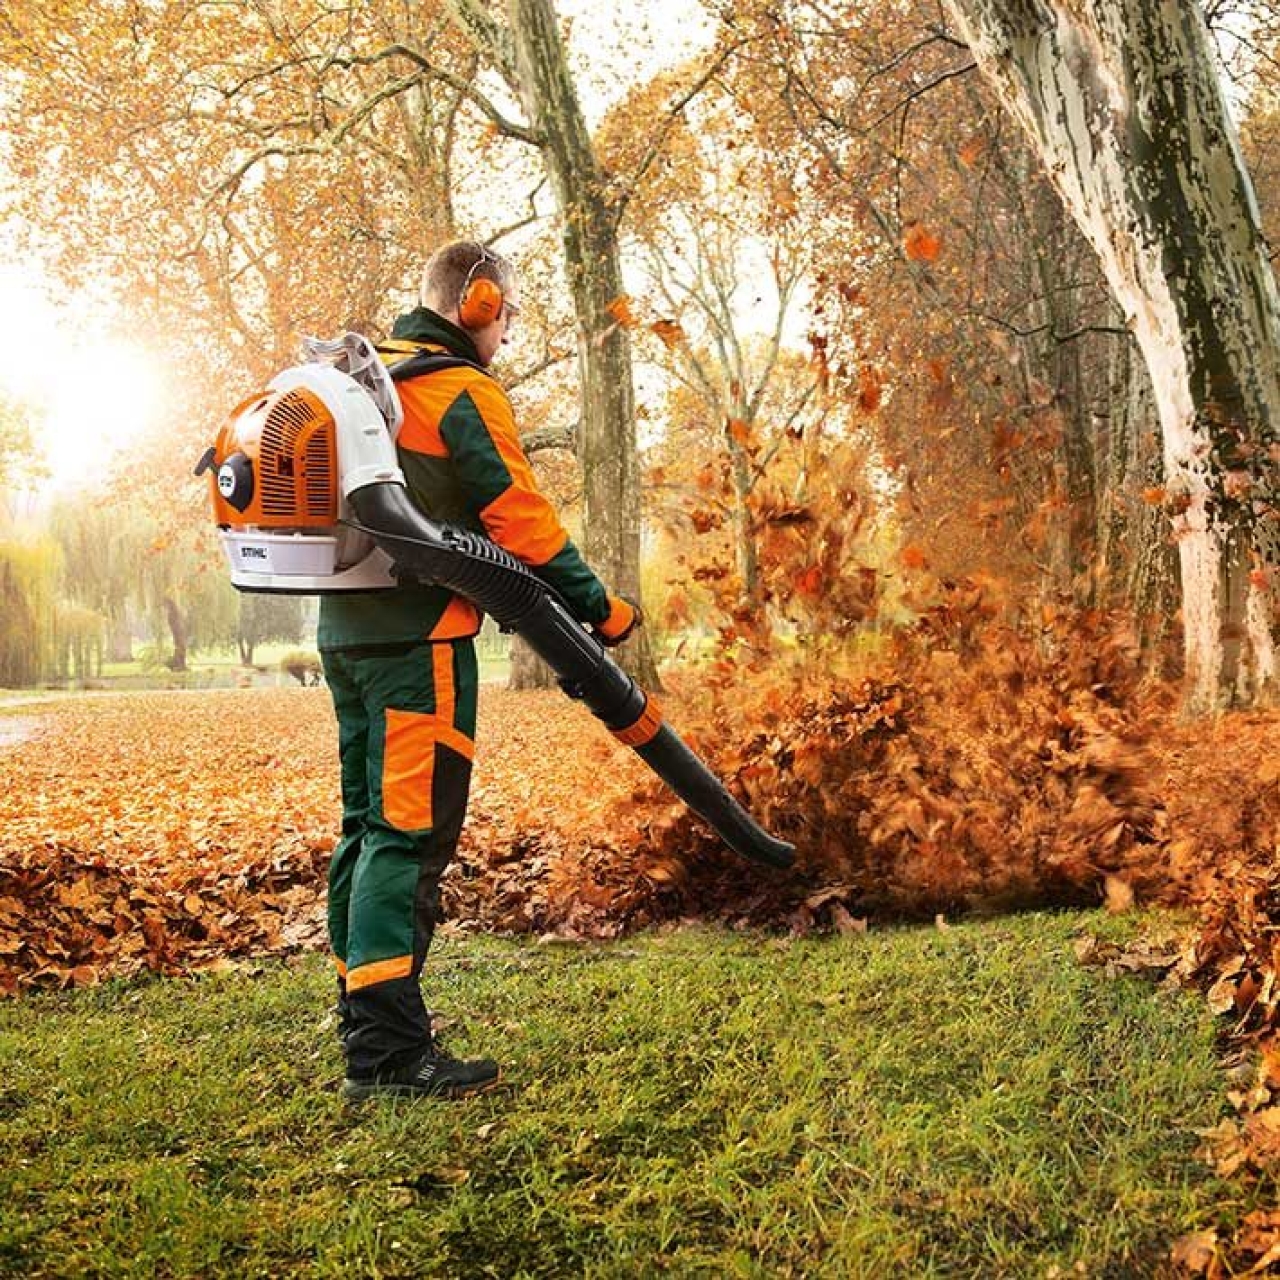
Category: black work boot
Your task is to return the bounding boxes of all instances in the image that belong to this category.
[343,1047,501,1101]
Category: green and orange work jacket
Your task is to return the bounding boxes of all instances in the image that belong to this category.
[317,307,611,651]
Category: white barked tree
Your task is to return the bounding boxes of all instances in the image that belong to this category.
[945,0,1278,711]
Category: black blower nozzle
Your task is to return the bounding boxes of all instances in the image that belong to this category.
[347,482,795,870]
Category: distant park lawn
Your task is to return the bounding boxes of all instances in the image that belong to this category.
[6,639,513,695]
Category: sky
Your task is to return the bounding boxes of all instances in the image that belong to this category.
[560,0,714,129]
[0,265,167,502]
[0,2,714,501]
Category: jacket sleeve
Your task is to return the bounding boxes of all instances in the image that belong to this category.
[438,376,611,625]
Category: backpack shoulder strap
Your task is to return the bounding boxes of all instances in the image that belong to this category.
[388,351,488,383]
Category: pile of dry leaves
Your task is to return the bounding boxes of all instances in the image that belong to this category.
[0,608,1274,990]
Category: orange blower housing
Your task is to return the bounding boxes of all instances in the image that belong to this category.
[198,363,402,592]
[209,384,339,530]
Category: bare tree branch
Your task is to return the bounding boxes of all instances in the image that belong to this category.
[976,312,1130,344]
[860,28,971,88]
[609,34,755,223]
[505,345,572,390]
[487,179,550,246]
[860,60,977,139]
[443,0,519,83]
[318,43,540,143]
[521,422,576,454]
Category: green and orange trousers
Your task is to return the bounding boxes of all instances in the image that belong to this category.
[320,638,477,1079]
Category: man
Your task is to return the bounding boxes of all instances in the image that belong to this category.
[320,240,640,1101]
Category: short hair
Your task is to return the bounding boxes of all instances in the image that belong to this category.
[420,240,516,314]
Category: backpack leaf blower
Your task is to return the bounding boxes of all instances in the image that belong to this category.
[196,333,795,870]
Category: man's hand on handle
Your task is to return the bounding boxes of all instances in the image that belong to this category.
[596,594,643,647]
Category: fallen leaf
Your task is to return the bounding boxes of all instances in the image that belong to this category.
[1169,1229,1218,1275]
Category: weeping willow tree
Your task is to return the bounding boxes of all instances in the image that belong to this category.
[49,496,149,664]
[237,594,305,667]
[52,602,107,681]
[135,536,237,672]
[0,540,60,687]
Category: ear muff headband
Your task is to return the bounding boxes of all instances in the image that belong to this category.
[458,246,504,329]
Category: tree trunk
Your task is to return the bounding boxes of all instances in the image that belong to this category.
[1026,184,1098,604]
[946,0,1279,711]
[163,596,188,672]
[107,615,132,664]
[1046,268,1098,605]
[728,438,760,605]
[1100,322,1179,671]
[493,0,660,687]
[508,634,557,690]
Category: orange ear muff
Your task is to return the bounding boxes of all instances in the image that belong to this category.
[459,277,504,329]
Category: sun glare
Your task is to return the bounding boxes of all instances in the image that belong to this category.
[40,343,165,492]
[0,268,166,496]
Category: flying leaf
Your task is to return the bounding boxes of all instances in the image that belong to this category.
[903,223,942,263]
[606,296,636,327]
[1103,874,1134,913]
[857,366,883,414]
[650,319,685,348]
[796,565,823,597]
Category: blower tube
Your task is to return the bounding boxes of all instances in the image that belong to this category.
[347,481,795,870]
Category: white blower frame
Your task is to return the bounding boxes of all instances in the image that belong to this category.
[216,336,407,594]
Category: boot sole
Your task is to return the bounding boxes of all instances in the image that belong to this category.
[343,1070,502,1103]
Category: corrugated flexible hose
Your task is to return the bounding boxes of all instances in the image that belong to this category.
[346,482,795,870]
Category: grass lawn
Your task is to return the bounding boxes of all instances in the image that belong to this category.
[0,912,1264,1278]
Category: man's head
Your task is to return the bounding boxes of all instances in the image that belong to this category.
[420,240,521,366]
